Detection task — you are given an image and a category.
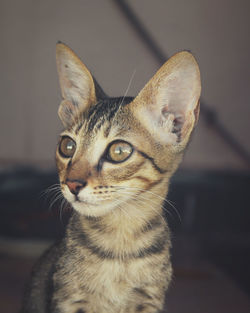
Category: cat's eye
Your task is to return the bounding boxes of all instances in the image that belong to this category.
[107,141,133,163]
[59,136,76,158]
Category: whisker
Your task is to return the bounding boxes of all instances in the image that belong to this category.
[114,186,181,223]
[164,198,181,222]
[127,195,166,223]
[119,69,136,107]
[116,186,166,201]
[111,190,165,224]
[40,183,61,200]
[49,192,64,211]
[59,198,69,226]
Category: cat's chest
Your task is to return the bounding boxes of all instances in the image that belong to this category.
[76,257,147,292]
[60,253,153,303]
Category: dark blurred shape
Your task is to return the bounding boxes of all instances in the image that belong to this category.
[0,167,71,239]
[167,169,250,234]
[166,170,250,295]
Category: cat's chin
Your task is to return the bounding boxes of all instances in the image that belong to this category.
[71,200,116,217]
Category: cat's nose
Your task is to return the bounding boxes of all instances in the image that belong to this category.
[66,179,87,195]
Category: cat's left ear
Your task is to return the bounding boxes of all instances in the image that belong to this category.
[131,51,201,151]
[56,42,96,127]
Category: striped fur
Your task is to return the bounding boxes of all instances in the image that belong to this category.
[21,43,201,313]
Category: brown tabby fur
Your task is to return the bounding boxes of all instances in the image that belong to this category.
[21,43,201,313]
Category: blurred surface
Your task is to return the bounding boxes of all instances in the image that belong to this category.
[1,0,250,169]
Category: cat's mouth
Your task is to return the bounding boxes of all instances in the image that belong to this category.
[70,196,97,206]
[70,194,113,207]
[74,197,89,204]
[70,195,119,217]
[62,185,130,216]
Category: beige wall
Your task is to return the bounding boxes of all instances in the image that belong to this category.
[1,0,250,170]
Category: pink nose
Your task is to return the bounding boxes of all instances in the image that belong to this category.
[66,179,87,195]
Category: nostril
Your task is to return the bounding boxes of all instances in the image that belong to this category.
[66,179,87,195]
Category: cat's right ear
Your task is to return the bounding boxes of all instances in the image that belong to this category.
[56,42,96,127]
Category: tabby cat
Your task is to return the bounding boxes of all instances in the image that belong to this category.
[21,42,201,313]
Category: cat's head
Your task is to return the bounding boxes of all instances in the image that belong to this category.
[55,43,201,217]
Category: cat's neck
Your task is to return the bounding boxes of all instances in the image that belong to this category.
[85,180,167,230]
[67,182,169,259]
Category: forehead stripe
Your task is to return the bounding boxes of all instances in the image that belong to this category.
[86,98,121,132]
[74,96,134,135]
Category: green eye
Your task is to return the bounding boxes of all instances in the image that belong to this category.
[107,141,133,163]
[59,136,76,158]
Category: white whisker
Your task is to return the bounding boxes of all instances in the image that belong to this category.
[113,185,181,223]
[49,192,64,211]
[119,69,136,107]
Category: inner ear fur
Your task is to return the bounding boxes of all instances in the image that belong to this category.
[56,42,97,127]
[131,51,201,150]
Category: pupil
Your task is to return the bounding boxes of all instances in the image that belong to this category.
[115,146,123,154]
[67,142,74,150]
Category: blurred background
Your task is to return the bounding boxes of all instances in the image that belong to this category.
[0,0,250,312]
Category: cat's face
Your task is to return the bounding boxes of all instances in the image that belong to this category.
[55,43,201,217]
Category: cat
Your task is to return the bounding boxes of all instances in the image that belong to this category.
[21,42,201,313]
